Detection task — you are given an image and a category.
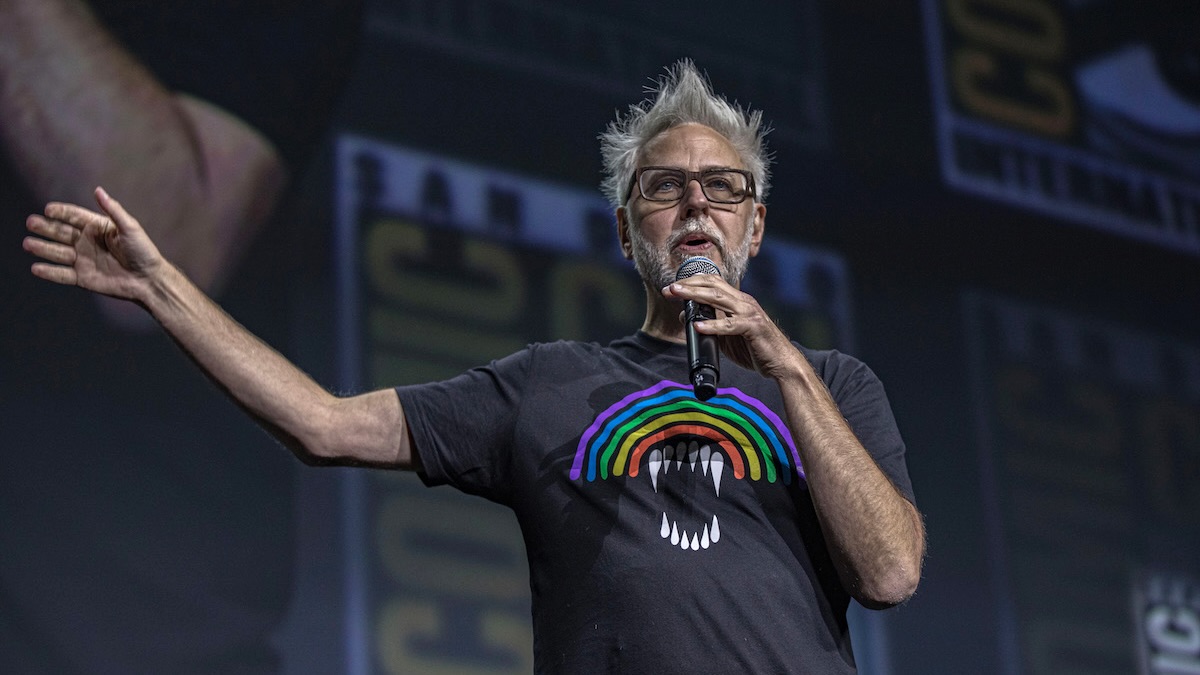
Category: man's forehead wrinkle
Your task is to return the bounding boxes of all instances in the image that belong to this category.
[638,124,743,171]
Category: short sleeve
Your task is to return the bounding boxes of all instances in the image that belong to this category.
[817,350,916,504]
[394,348,532,505]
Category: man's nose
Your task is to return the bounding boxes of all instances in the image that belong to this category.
[681,177,709,216]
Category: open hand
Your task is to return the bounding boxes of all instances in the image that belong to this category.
[23,187,165,302]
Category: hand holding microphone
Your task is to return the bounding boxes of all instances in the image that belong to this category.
[675,256,720,400]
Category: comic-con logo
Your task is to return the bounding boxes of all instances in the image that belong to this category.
[923,0,1200,253]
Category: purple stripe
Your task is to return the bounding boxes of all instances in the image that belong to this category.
[570,380,680,479]
[719,385,804,478]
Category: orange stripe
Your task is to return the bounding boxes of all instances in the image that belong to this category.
[626,424,744,479]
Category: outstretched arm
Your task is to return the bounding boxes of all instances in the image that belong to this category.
[664,275,925,609]
[1,0,285,320]
[24,189,417,470]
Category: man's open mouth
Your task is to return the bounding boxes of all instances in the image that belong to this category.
[647,441,725,551]
[673,234,715,255]
[669,221,722,256]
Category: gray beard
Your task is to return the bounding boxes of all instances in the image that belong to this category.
[627,215,754,290]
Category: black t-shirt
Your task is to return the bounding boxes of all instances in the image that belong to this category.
[397,331,915,674]
[0,2,360,672]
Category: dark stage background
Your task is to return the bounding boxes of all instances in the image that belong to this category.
[3,1,1198,673]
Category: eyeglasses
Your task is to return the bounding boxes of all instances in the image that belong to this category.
[628,166,755,205]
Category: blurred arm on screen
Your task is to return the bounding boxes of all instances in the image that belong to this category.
[0,0,286,324]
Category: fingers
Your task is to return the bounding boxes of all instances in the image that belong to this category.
[26,213,81,245]
[23,232,77,266]
[663,276,745,314]
[30,261,79,286]
[40,187,136,239]
[24,216,81,286]
[43,200,107,229]
[24,188,141,289]
[667,277,778,337]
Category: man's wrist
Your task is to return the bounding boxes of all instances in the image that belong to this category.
[141,261,186,314]
[766,343,815,388]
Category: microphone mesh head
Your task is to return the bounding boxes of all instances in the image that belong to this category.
[675,256,720,281]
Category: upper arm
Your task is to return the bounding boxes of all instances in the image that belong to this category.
[826,354,915,503]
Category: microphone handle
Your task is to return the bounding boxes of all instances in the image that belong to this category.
[685,299,719,400]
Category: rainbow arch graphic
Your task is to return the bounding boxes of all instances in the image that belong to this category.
[570,380,803,485]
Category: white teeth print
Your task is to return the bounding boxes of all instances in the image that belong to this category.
[656,516,721,549]
[649,449,662,493]
[710,452,723,497]
[680,531,700,551]
[647,443,727,551]
[648,443,722,489]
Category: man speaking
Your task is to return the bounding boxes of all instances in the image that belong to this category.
[23,60,925,673]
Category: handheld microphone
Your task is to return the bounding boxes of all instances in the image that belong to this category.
[675,256,720,401]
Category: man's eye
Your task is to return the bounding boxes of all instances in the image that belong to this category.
[652,179,680,192]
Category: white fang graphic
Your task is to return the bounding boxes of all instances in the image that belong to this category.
[649,442,727,552]
[649,449,663,492]
[710,451,724,497]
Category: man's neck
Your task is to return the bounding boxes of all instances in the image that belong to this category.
[640,286,687,344]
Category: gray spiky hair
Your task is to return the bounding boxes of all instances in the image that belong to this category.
[599,59,772,209]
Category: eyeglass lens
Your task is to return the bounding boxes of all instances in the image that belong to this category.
[638,168,749,203]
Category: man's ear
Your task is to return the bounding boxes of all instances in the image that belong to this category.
[749,203,766,257]
[616,207,633,260]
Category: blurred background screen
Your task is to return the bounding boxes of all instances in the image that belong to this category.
[2,1,1197,673]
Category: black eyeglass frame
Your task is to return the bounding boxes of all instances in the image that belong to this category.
[625,166,757,205]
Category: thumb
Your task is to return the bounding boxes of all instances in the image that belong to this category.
[91,186,163,272]
[94,186,141,235]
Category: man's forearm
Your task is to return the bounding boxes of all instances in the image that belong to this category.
[0,0,284,297]
[139,262,409,469]
[777,356,925,608]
